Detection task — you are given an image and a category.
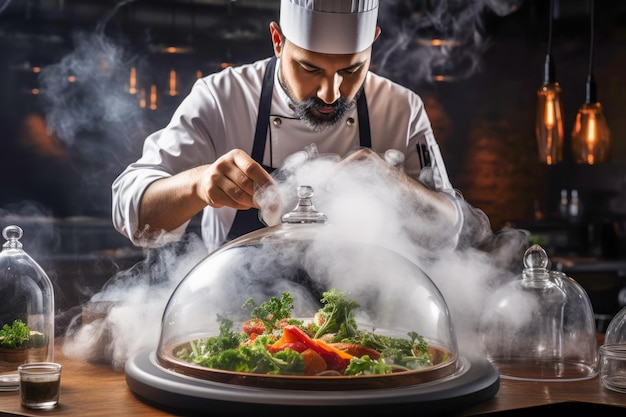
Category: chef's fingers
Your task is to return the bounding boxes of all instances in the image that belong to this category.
[231,149,275,188]
[205,150,273,210]
[341,148,385,165]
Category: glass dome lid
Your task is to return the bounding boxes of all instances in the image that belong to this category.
[0,225,55,381]
[478,244,598,382]
[156,186,460,390]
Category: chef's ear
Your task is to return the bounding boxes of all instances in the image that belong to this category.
[373,26,382,43]
[269,22,284,56]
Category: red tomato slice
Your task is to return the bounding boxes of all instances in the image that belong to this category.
[242,319,265,335]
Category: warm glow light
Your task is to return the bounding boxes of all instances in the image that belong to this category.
[168,69,178,96]
[196,70,203,79]
[20,113,67,160]
[535,83,564,165]
[139,89,146,108]
[68,75,76,83]
[151,45,194,54]
[571,102,611,164]
[149,84,157,110]
[129,67,137,94]
[544,95,554,128]
[586,115,596,144]
[415,38,460,48]
[31,88,39,95]
[432,74,456,82]
[32,66,41,73]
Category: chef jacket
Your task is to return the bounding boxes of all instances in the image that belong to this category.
[111,57,461,252]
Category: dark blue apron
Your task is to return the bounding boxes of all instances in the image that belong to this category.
[226,56,372,241]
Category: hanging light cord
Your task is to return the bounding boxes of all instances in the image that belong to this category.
[543,0,555,83]
[547,0,554,56]
[585,0,597,103]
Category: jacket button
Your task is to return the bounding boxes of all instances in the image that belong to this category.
[346,117,355,126]
[272,117,282,127]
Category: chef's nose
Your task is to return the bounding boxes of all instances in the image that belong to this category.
[317,73,342,104]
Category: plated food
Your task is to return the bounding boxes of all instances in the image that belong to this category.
[173,289,442,377]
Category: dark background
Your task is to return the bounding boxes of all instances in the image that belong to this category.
[0,0,624,320]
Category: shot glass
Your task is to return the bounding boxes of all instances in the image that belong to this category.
[18,362,62,410]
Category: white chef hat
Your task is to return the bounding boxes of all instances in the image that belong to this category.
[279,0,379,54]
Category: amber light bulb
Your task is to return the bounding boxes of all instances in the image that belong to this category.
[571,101,611,165]
[535,0,563,165]
[536,82,564,165]
[571,0,611,165]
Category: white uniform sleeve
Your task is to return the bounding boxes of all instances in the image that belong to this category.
[111,78,223,247]
[111,61,265,249]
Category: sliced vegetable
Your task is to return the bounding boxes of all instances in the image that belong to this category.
[242,319,265,336]
[270,325,352,372]
[300,348,327,375]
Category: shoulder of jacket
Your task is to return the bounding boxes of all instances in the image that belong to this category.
[198,58,271,89]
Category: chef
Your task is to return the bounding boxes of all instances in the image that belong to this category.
[112,0,465,253]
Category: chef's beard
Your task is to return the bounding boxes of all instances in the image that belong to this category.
[278,72,356,132]
[293,97,354,132]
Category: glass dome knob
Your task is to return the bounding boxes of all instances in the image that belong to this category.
[281,185,328,224]
[2,225,24,249]
[522,244,550,283]
[297,185,314,199]
[523,244,549,269]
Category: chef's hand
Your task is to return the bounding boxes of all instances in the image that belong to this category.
[341,148,387,166]
[339,148,404,179]
[201,149,275,210]
[137,149,274,235]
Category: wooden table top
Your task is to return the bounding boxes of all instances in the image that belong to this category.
[1,339,626,416]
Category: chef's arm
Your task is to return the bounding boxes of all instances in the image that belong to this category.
[400,173,463,249]
[138,149,274,233]
[341,148,462,249]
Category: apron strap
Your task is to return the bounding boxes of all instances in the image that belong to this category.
[251,56,277,162]
[356,89,371,148]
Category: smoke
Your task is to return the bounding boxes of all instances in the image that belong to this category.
[374,0,524,85]
[57,143,529,368]
[256,147,529,356]
[62,233,207,369]
[36,0,141,147]
[0,202,60,257]
[34,1,148,207]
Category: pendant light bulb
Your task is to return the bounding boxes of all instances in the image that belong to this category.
[571,100,611,165]
[536,80,564,165]
[571,0,611,165]
[535,0,563,165]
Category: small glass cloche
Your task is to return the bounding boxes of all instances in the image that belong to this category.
[0,225,55,383]
[478,244,598,381]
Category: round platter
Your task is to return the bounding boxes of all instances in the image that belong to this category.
[125,348,499,415]
[157,342,458,390]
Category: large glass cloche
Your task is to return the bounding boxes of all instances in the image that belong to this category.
[156,186,460,390]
